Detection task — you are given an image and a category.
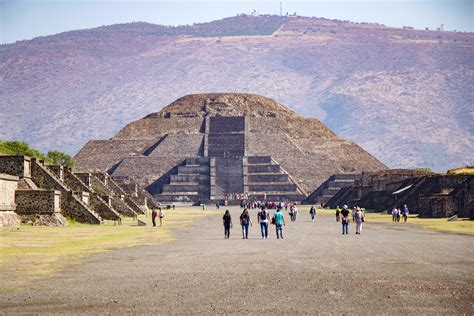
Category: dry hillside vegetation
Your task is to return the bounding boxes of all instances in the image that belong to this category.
[0,15,472,171]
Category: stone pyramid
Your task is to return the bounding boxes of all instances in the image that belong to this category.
[75,93,387,203]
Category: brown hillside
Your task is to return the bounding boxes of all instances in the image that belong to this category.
[0,15,473,171]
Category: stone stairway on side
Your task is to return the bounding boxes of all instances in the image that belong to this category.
[155,157,211,203]
[246,156,306,202]
[30,158,102,224]
[302,173,361,205]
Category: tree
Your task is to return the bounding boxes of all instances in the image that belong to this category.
[0,141,49,162]
[47,150,74,167]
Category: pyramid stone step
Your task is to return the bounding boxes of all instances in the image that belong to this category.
[249,184,298,192]
[162,184,210,193]
[209,116,245,134]
[247,156,272,164]
[248,193,305,201]
[248,174,289,183]
[170,174,210,184]
[177,166,209,174]
[248,164,280,173]
[185,157,209,165]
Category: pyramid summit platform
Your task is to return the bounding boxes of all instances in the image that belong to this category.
[74,93,387,203]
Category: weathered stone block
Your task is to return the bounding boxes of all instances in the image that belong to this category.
[0,173,19,211]
[15,189,61,215]
[0,156,32,178]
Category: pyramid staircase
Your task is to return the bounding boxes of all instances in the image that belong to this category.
[155,157,210,203]
[154,116,306,203]
[303,173,361,205]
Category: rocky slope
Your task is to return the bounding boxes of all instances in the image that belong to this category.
[0,15,472,171]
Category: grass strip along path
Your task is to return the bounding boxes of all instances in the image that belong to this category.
[0,208,215,293]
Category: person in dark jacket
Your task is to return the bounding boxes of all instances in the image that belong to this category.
[341,205,350,235]
[239,208,252,239]
[223,210,232,239]
[309,205,316,222]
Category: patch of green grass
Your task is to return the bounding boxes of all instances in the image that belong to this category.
[0,208,215,293]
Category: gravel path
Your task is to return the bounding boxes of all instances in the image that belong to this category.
[1,207,473,314]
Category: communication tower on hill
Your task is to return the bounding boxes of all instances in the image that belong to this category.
[280,2,283,17]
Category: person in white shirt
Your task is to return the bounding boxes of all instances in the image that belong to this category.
[354,207,365,234]
[391,207,398,222]
[159,208,165,226]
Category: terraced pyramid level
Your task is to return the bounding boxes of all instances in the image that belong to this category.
[75,93,387,203]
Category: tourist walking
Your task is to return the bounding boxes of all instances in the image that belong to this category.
[402,204,409,222]
[159,207,165,227]
[273,208,285,239]
[151,207,158,227]
[341,205,350,235]
[391,207,398,222]
[239,208,252,239]
[223,210,232,239]
[309,205,316,222]
[336,205,341,222]
[289,204,298,222]
[355,207,364,234]
[257,207,269,239]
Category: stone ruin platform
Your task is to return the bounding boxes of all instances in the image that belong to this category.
[75,93,387,203]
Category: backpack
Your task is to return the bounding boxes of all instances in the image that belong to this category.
[259,210,267,221]
[271,215,276,225]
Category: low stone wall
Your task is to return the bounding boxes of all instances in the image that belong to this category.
[76,191,90,205]
[0,173,19,211]
[131,196,147,208]
[75,173,92,188]
[0,156,32,178]
[124,196,145,214]
[418,195,456,218]
[64,168,90,192]
[15,189,61,215]
[89,194,121,221]
[48,165,65,181]
[31,159,101,224]
[111,196,136,217]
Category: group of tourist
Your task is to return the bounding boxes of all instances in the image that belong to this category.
[242,200,293,211]
[222,202,317,240]
[223,207,288,240]
[391,205,409,222]
[334,205,365,234]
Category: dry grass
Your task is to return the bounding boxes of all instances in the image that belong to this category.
[299,206,474,235]
[0,208,214,293]
[447,167,474,175]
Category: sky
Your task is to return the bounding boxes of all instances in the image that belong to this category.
[1,0,473,44]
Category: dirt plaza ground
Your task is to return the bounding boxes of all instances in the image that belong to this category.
[1,206,473,314]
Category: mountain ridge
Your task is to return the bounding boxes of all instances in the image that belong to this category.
[1,15,473,172]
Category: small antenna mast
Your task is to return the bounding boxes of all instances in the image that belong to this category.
[280,2,283,17]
